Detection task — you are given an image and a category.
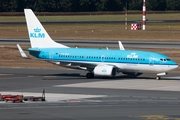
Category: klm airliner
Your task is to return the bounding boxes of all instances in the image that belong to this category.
[14,9,179,79]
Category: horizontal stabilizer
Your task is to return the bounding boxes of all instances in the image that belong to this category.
[17,44,28,58]
[1,46,40,52]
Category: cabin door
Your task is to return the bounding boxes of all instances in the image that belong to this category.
[149,56,155,66]
[49,51,54,60]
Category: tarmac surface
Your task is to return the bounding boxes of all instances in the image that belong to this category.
[1,38,180,49]
[0,68,180,120]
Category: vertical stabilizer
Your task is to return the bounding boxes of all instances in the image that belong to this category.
[24,9,69,48]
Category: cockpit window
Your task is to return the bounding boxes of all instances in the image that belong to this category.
[160,58,171,61]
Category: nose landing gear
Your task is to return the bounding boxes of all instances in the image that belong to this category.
[156,72,167,80]
[156,76,161,80]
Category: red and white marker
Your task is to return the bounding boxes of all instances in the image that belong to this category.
[143,0,146,30]
[125,2,127,30]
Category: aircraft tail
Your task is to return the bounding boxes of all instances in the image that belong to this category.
[24,9,69,48]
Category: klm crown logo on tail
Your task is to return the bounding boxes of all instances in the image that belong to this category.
[30,27,45,38]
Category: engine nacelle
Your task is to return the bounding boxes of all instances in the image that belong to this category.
[94,65,117,77]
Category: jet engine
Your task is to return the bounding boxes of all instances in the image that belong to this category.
[94,65,117,77]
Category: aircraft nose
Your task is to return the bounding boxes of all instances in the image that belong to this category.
[175,64,179,69]
[171,62,179,70]
[167,61,179,71]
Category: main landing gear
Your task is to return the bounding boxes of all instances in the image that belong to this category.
[86,72,94,79]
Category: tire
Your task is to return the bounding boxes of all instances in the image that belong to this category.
[156,76,161,80]
[86,73,94,79]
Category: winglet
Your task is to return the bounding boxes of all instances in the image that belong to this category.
[118,41,125,50]
[17,44,28,58]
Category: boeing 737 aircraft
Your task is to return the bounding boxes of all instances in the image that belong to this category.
[6,9,179,79]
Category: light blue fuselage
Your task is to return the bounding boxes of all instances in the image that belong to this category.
[29,48,178,74]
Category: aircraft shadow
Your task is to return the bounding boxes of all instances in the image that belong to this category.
[40,73,180,81]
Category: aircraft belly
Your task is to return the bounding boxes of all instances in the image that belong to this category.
[117,63,171,74]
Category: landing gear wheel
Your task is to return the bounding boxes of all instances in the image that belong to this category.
[156,76,161,80]
[86,73,94,79]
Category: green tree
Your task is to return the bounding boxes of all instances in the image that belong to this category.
[129,0,143,10]
[146,0,166,11]
[96,0,123,11]
[44,0,57,12]
[166,0,180,10]
[10,0,25,12]
[60,0,73,12]
[34,0,46,12]
[1,0,11,12]
[79,0,97,12]
[71,0,80,12]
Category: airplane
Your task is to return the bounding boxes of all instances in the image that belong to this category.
[3,9,179,80]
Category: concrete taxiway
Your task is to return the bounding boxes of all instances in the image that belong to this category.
[1,38,180,49]
[0,68,180,120]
